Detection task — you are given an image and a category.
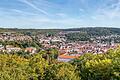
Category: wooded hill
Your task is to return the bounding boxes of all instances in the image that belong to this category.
[1,27,120,36]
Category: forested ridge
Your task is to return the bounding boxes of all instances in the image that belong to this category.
[1,27,120,35]
[1,27,120,42]
[64,27,120,35]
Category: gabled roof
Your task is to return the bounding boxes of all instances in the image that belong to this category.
[58,54,79,59]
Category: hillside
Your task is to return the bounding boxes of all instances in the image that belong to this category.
[1,27,120,35]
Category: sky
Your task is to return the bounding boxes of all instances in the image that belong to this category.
[0,0,120,29]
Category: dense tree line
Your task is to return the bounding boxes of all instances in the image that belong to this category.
[65,32,90,41]
[1,27,120,36]
[65,28,120,42]
[0,48,80,80]
[64,27,120,36]
[0,46,120,80]
[0,40,41,49]
[71,48,120,80]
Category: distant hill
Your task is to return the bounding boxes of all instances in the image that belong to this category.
[1,27,120,36]
[63,27,120,36]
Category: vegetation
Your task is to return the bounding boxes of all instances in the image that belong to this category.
[64,27,120,36]
[0,40,41,49]
[1,27,120,42]
[65,32,90,41]
[0,46,120,80]
[1,27,120,79]
[0,52,79,80]
[1,27,120,36]
[71,48,120,80]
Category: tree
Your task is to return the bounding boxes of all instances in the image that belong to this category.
[0,54,49,80]
[39,48,59,64]
[71,48,120,80]
[0,54,29,80]
[28,54,49,80]
[45,63,80,80]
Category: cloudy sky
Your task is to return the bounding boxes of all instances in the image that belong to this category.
[0,0,120,29]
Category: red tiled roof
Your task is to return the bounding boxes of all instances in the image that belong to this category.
[58,54,79,59]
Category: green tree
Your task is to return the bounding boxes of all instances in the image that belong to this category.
[45,63,80,80]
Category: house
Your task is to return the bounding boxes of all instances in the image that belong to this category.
[0,44,4,52]
[6,45,21,52]
[25,47,37,54]
[58,54,80,62]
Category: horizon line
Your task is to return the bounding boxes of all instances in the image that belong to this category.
[0,26,120,30]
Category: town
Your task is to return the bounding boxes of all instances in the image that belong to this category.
[1,0,120,79]
[0,30,119,62]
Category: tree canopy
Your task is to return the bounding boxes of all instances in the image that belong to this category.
[0,46,120,80]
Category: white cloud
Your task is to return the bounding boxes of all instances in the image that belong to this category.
[18,0,49,15]
[79,8,84,12]
[11,9,38,16]
[56,13,67,18]
[92,0,120,20]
